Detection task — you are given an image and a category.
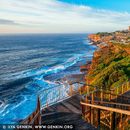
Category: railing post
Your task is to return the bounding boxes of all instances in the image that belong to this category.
[34,97,41,125]
[87,85,90,94]
[69,85,73,96]
[91,92,94,125]
[38,97,41,124]
[92,92,94,104]
[81,99,85,118]
[110,111,116,130]
[85,95,89,111]
[119,113,123,130]
[97,107,100,130]
[100,88,103,103]
[89,100,91,124]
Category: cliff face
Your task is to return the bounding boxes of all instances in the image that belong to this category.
[88,34,101,42]
[86,36,130,90]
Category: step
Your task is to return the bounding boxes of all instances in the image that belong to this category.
[41,112,97,130]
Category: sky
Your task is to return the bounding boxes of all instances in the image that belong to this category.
[0,0,130,34]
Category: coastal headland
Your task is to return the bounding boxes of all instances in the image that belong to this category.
[83,27,130,91]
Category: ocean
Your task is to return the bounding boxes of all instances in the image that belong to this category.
[0,34,96,124]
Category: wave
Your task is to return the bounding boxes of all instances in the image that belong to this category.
[4,53,85,81]
[0,52,91,124]
[0,103,9,116]
[24,56,80,92]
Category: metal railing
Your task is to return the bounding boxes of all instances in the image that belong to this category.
[20,81,83,126]
[38,81,82,109]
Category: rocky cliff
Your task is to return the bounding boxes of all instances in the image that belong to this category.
[86,34,130,91]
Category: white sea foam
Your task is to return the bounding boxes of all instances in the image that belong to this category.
[0,104,9,115]
[2,51,88,83]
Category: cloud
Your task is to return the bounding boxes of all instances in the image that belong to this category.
[0,19,19,25]
[0,0,130,33]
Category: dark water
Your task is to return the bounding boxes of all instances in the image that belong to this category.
[0,34,96,124]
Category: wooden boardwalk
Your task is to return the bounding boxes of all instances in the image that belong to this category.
[21,85,97,130]
[20,81,130,130]
[42,95,97,130]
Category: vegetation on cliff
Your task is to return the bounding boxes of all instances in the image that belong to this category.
[86,43,130,91]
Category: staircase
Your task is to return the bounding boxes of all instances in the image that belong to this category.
[20,83,97,130]
[20,81,130,130]
[41,95,97,130]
